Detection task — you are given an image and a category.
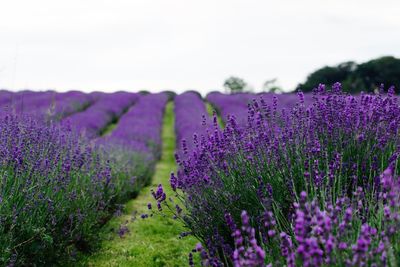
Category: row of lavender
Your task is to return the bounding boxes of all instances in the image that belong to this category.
[61,92,139,138]
[97,93,169,202]
[155,85,400,266]
[0,90,168,265]
[61,92,169,202]
[206,91,314,126]
[0,90,93,118]
[174,91,213,159]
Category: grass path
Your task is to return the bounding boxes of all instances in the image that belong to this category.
[80,102,197,266]
[205,102,224,128]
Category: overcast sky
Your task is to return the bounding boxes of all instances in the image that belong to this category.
[0,0,399,94]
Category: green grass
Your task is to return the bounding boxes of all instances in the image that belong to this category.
[205,102,224,128]
[100,122,117,136]
[79,102,198,266]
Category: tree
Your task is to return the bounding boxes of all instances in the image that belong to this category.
[297,56,400,93]
[262,78,283,93]
[349,56,400,93]
[223,76,247,94]
[297,61,356,92]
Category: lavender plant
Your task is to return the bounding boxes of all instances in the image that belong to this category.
[108,93,169,159]
[0,114,112,265]
[0,91,169,266]
[207,91,314,127]
[0,90,93,119]
[163,84,400,266]
[94,93,169,204]
[206,92,256,126]
[174,92,213,158]
[62,92,138,139]
[218,167,400,266]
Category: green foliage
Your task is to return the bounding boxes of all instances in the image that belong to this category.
[262,78,283,93]
[350,56,400,93]
[224,76,247,94]
[298,61,356,92]
[298,56,400,93]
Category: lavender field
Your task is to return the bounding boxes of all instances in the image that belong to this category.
[0,85,399,266]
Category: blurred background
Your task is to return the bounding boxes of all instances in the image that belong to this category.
[0,0,399,94]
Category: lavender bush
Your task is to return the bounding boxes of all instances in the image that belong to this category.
[62,92,138,139]
[49,91,94,119]
[174,92,213,158]
[107,93,169,159]
[0,90,17,107]
[162,84,400,266]
[0,114,112,265]
[206,92,255,126]
[0,90,93,119]
[207,91,314,127]
[94,93,169,202]
[0,92,168,265]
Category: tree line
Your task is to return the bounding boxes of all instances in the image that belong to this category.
[224,56,400,93]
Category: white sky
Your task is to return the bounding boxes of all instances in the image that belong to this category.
[0,0,399,94]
